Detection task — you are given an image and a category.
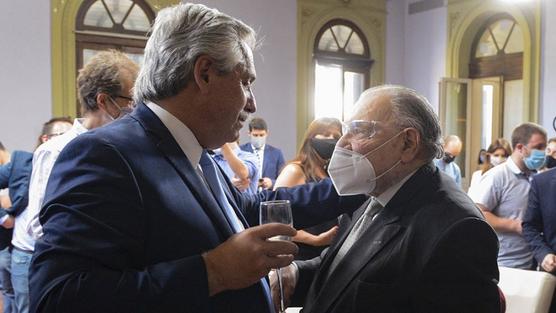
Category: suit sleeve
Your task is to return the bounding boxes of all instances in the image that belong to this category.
[522,176,552,263]
[0,153,31,218]
[413,218,500,313]
[235,179,366,229]
[30,136,210,313]
[0,162,12,219]
[275,149,285,182]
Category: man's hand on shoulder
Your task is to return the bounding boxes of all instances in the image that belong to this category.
[202,223,298,296]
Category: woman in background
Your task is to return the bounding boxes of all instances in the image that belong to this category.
[468,138,512,195]
[274,117,342,260]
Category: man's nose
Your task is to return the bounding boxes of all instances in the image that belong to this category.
[337,135,353,150]
[245,91,256,113]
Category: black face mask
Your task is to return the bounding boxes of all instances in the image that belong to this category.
[310,138,338,160]
[443,153,456,164]
[546,156,556,169]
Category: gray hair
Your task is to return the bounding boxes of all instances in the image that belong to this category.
[134,3,257,103]
[363,85,443,161]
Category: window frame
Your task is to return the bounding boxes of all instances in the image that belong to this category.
[469,14,523,80]
[312,19,373,121]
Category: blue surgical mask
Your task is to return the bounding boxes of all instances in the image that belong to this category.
[524,148,546,170]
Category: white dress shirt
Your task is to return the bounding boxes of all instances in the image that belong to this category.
[146,102,244,231]
[16,119,88,251]
[252,144,265,175]
[146,102,203,169]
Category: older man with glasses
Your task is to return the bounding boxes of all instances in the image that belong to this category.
[277,85,502,313]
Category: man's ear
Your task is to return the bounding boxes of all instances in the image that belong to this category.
[96,93,110,112]
[400,128,420,163]
[193,55,213,94]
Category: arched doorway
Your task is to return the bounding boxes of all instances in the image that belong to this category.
[441,1,540,189]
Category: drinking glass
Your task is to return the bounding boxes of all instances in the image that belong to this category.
[260,200,293,313]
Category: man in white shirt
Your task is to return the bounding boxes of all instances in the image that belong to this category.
[11,50,138,313]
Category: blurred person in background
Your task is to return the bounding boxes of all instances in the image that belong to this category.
[0,117,72,313]
[12,50,138,313]
[542,137,556,170]
[274,117,344,260]
[468,138,512,196]
[471,123,547,270]
[212,141,260,194]
[240,117,285,190]
[434,135,463,187]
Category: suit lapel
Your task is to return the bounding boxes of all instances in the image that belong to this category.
[307,211,402,313]
[263,145,271,176]
[306,163,436,313]
[131,104,234,239]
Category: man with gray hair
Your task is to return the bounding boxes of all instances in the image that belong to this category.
[280,85,501,312]
[29,3,363,313]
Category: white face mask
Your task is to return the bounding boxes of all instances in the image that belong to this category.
[327,131,403,196]
[490,156,506,166]
[250,136,266,149]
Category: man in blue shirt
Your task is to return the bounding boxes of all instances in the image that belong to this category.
[212,142,260,194]
[434,135,462,187]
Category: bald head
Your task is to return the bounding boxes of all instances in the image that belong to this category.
[443,135,462,157]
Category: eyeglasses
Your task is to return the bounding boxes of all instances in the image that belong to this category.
[45,132,65,139]
[115,95,134,105]
[342,120,380,140]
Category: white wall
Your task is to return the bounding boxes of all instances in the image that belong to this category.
[196,0,298,160]
[385,0,406,85]
[0,1,52,152]
[402,2,447,112]
[540,0,556,138]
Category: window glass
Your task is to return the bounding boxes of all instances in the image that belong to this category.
[504,24,523,54]
[104,0,133,24]
[123,4,151,32]
[345,33,364,55]
[84,1,114,28]
[318,29,339,52]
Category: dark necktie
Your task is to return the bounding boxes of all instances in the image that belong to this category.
[327,199,383,276]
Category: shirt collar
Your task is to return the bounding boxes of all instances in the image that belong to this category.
[506,157,523,175]
[375,169,418,207]
[146,101,203,168]
[72,118,89,136]
[251,144,265,151]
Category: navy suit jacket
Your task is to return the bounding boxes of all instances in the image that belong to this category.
[240,142,285,182]
[0,150,33,249]
[523,168,556,265]
[30,103,365,313]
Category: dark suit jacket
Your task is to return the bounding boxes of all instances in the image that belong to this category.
[294,163,501,313]
[29,103,365,313]
[240,143,285,182]
[523,168,556,265]
[0,150,33,249]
